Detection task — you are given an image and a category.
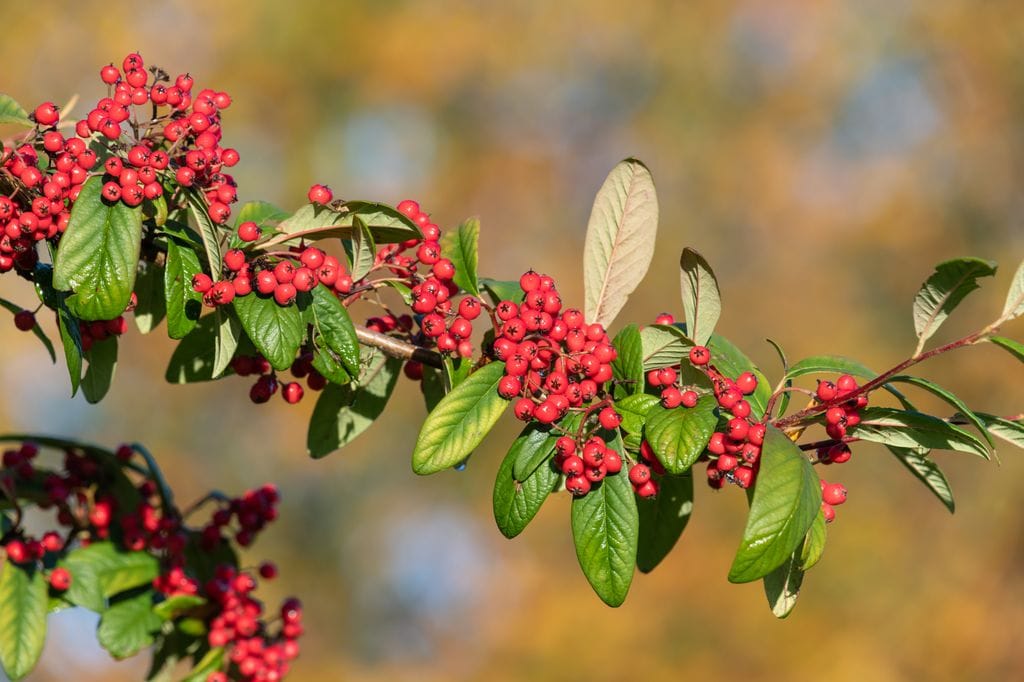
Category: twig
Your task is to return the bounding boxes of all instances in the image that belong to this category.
[355,325,444,369]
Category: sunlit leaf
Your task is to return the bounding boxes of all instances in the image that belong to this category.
[636,472,694,573]
[571,468,638,607]
[679,248,721,347]
[913,257,996,344]
[441,217,481,297]
[0,562,47,680]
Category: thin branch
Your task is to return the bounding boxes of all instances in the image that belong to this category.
[355,325,444,369]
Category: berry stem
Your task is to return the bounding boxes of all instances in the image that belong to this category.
[131,442,176,512]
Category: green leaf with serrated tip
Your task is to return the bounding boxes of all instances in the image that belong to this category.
[615,393,660,439]
[583,158,658,328]
[132,261,165,334]
[493,427,561,539]
[307,349,401,458]
[762,539,806,619]
[441,217,481,296]
[636,472,693,573]
[232,293,304,371]
[412,362,509,474]
[0,562,47,680]
[164,240,203,339]
[913,257,997,344]
[478,278,524,305]
[0,94,32,127]
[185,190,224,278]
[800,511,827,570]
[989,336,1024,363]
[57,307,83,396]
[343,216,376,282]
[679,248,721,347]
[0,298,55,362]
[611,324,644,396]
[729,426,819,583]
[52,176,143,320]
[644,396,718,474]
[850,408,990,459]
[1002,257,1024,321]
[60,542,159,612]
[976,413,1024,450]
[571,470,638,607]
[81,337,118,404]
[639,323,690,371]
[310,284,360,376]
[887,446,955,513]
[97,591,163,659]
[887,375,992,447]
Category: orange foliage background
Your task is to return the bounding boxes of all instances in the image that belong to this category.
[1,1,1022,680]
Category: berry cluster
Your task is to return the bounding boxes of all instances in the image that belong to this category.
[626,441,665,499]
[552,423,625,497]
[809,374,866,521]
[231,353,327,405]
[699,351,765,491]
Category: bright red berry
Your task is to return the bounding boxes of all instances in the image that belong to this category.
[689,345,710,365]
[307,184,333,205]
[822,482,847,506]
[48,567,72,591]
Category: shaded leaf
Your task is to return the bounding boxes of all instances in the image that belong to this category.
[887,445,955,513]
[479,278,524,305]
[583,158,659,327]
[571,470,638,607]
[708,333,772,418]
[212,306,241,379]
[493,427,562,538]
[309,284,360,376]
[762,540,806,619]
[615,393,660,441]
[679,248,721,347]
[636,472,694,573]
[164,239,203,339]
[975,413,1024,450]
[132,261,165,334]
[261,201,421,249]
[639,323,690,371]
[611,324,644,396]
[343,216,376,281]
[57,307,83,397]
[887,374,992,447]
[800,511,827,570]
[185,189,224,278]
[81,337,118,404]
[61,542,159,612]
[913,257,996,344]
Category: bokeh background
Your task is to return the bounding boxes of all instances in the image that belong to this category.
[2,0,1023,680]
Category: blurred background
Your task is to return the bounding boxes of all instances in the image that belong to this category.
[1,0,1023,680]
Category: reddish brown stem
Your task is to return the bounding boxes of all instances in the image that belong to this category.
[355,325,444,369]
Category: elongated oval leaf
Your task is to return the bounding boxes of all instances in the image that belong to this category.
[493,427,562,538]
[611,324,644,396]
[800,511,827,570]
[81,337,118,404]
[260,201,421,249]
[412,362,510,474]
[887,445,955,513]
[0,562,47,681]
[1002,257,1024,321]
[234,201,288,230]
[636,472,694,573]
[232,294,304,372]
[975,413,1024,450]
[989,336,1024,363]
[0,94,32,127]
[850,408,990,459]
[728,426,819,583]
[785,355,876,380]
[212,306,241,379]
[478,278,524,306]
[571,470,639,607]
[185,190,224,278]
[762,541,806,619]
[307,349,402,458]
[97,591,162,660]
[310,284,360,376]
[645,396,718,474]
[679,248,721,347]
[639,323,690,371]
[913,257,996,343]
[132,261,165,334]
[343,216,376,282]
[887,375,992,447]
[441,217,481,297]
[57,307,83,397]
[615,393,661,439]
[53,176,143,320]
[583,158,659,327]
[164,240,203,339]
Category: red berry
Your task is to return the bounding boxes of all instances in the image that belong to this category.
[519,270,541,292]
[432,259,455,281]
[689,345,710,365]
[282,382,304,404]
[497,375,522,399]
[100,64,120,84]
[223,249,246,271]
[259,562,278,580]
[604,451,623,474]
[654,313,675,325]
[300,247,325,269]
[681,390,699,408]
[561,455,584,477]
[598,407,622,430]
[397,199,420,217]
[566,475,591,496]
[628,463,651,486]
[735,372,758,395]
[307,183,333,205]
[48,567,72,591]
[816,380,838,402]
[513,398,535,421]
[732,466,754,488]
[821,482,847,506]
[825,407,846,425]
[821,502,836,523]
[660,387,682,409]
[836,374,858,394]
[13,310,35,331]
[726,418,749,441]
[635,480,659,498]
[458,297,481,320]
[274,283,297,306]
[33,102,59,126]
[191,273,213,294]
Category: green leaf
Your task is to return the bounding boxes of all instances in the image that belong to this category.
[762,540,807,619]
[709,333,772,418]
[636,472,694,573]
[310,342,351,385]
[61,542,159,612]
[0,94,32,127]
[185,189,224,278]
[616,393,661,440]
[234,201,288,229]
[132,261,166,334]
[165,314,220,383]
[850,408,990,459]
[887,375,992,447]
[800,511,827,570]
[307,349,402,458]
[262,201,421,249]
[164,239,203,339]
[97,591,163,659]
[0,562,47,680]
[157,220,204,251]
[0,298,55,362]
[785,354,877,380]
[766,338,791,416]
[887,446,955,513]
[181,647,224,682]
[639,323,690,371]
[611,324,644,396]
[571,470,639,607]
[343,216,376,282]
[440,217,481,297]
[728,426,819,583]
[989,336,1024,363]
[52,176,143,320]
[1001,257,1024,321]
[512,416,581,481]
[478,278,524,305]
[493,427,562,538]
[583,158,659,327]
[975,413,1024,450]
[57,307,83,396]
[152,594,206,621]
[412,362,509,475]
[212,306,241,379]
[913,257,996,344]
[81,337,118,404]
[679,248,721,347]
[645,396,718,474]
[309,284,361,377]
[232,293,304,371]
